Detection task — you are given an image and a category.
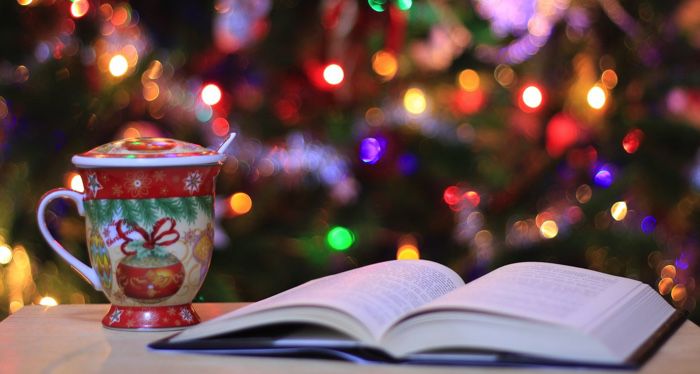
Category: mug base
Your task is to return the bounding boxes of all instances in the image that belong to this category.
[102,304,200,330]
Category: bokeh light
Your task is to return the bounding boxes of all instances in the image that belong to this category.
[601,69,618,89]
[397,244,420,260]
[142,81,160,102]
[404,87,427,114]
[458,69,480,91]
[443,185,461,206]
[587,85,607,109]
[201,83,222,106]
[576,184,592,204]
[622,129,644,154]
[326,226,355,251]
[661,264,677,279]
[0,244,12,264]
[322,63,344,86]
[464,191,480,207]
[610,201,628,221]
[70,0,90,18]
[671,284,687,302]
[396,0,412,10]
[368,0,387,12]
[372,50,398,80]
[641,216,656,234]
[108,54,128,77]
[212,117,230,137]
[68,173,84,192]
[17,0,32,6]
[658,277,674,295]
[229,192,252,215]
[540,220,559,239]
[520,85,543,110]
[359,137,383,164]
[39,296,58,307]
[593,166,614,188]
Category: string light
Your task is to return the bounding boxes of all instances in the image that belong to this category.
[520,85,543,111]
[0,244,12,264]
[229,192,252,215]
[70,0,90,18]
[610,201,628,221]
[403,87,427,114]
[39,296,58,307]
[108,54,128,77]
[457,69,480,91]
[371,51,398,80]
[540,220,558,239]
[322,63,344,86]
[68,173,84,192]
[587,85,607,109]
[326,226,355,251]
[201,83,222,106]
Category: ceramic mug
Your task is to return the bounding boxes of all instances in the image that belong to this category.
[37,135,234,330]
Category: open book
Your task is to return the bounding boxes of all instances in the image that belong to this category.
[150,260,684,367]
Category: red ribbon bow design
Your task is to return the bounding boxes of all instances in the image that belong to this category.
[115,218,180,255]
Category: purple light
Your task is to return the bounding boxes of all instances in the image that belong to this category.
[593,166,614,188]
[640,216,656,234]
[359,137,383,164]
[675,251,690,270]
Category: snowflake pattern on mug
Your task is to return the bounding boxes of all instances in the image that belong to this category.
[183,171,203,194]
[124,171,152,197]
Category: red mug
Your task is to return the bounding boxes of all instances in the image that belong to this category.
[37,135,234,330]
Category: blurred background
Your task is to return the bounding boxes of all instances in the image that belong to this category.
[0,0,699,322]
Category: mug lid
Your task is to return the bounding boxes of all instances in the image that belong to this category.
[71,137,226,168]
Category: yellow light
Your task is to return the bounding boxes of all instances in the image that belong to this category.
[610,201,627,221]
[0,244,12,264]
[9,300,23,314]
[17,0,32,6]
[403,87,427,114]
[229,192,252,215]
[69,173,84,192]
[587,85,607,109]
[601,69,618,89]
[322,64,345,85]
[70,0,90,18]
[457,69,480,91]
[371,51,398,80]
[521,85,543,109]
[143,81,160,101]
[123,127,141,139]
[540,220,558,239]
[108,54,128,77]
[39,296,58,307]
[201,83,222,106]
[397,244,420,260]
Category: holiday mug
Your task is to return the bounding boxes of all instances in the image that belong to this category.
[37,134,235,330]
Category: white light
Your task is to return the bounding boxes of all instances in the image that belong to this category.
[587,86,607,109]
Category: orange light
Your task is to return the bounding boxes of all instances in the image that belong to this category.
[457,69,480,91]
[322,64,344,86]
[70,0,90,18]
[229,192,252,215]
[371,51,398,80]
[201,84,222,106]
[397,244,420,260]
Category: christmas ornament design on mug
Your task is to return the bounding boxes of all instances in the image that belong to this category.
[37,134,235,330]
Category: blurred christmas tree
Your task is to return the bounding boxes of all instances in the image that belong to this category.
[0,0,698,322]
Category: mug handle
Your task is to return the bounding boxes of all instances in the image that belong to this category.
[37,188,102,291]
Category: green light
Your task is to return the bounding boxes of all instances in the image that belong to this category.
[368,0,386,12]
[326,226,355,251]
[397,0,412,10]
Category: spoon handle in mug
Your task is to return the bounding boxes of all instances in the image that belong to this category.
[37,188,102,291]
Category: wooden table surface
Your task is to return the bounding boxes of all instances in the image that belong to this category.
[0,303,698,373]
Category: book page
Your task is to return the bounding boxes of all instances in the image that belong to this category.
[177,260,464,342]
[410,262,642,329]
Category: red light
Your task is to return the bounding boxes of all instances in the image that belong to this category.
[545,114,580,157]
[622,129,644,154]
[322,64,344,86]
[464,191,480,207]
[443,186,461,205]
[211,118,230,137]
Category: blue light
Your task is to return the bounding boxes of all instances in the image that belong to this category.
[640,216,656,234]
[593,166,613,188]
[359,137,383,164]
[398,153,418,175]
